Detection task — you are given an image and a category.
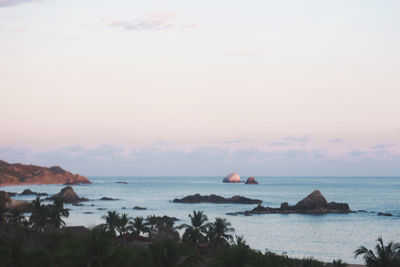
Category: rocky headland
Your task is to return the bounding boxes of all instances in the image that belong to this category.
[227,190,352,215]
[173,193,262,204]
[0,160,90,186]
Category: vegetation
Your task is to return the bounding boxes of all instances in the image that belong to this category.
[1,202,397,267]
[354,236,400,267]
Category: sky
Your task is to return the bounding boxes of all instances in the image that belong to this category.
[1,0,400,176]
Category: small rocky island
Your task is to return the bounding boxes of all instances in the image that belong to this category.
[47,186,89,204]
[245,177,259,184]
[173,194,262,204]
[222,172,242,183]
[0,159,90,186]
[228,190,351,215]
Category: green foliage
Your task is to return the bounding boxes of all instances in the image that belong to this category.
[354,236,400,267]
[29,196,69,231]
[179,210,210,244]
[207,217,234,248]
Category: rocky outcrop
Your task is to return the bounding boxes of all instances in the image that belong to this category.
[223,172,241,183]
[0,160,90,186]
[245,177,259,184]
[47,186,88,204]
[133,206,147,210]
[19,189,48,196]
[173,194,262,204]
[100,197,118,201]
[228,190,351,215]
[378,212,393,217]
[0,190,30,211]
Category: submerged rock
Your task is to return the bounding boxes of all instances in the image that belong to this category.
[173,194,262,204]
[47,186,88,204]
[223,172,241,183]
[245,177,259,184]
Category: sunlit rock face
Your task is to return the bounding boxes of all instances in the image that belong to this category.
[223,172,241,183]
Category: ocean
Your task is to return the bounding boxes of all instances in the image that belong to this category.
[4,176,400,264]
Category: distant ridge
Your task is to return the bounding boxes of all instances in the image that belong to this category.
[0,159,90,186]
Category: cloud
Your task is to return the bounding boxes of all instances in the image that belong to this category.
[371,144,395,150]
[1,145,399,176]
[223,139,241,144]
[268,141,289,146]
[152,140,173,146]
[284,136,310,143]
[347,150,367,158]
[105,12,179,31]
[0,0,41,7]
[329,138,344,143]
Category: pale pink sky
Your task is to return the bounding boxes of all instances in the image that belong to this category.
[1,0,399,175]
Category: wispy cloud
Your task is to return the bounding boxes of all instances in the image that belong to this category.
[1,144,399,176]
[223,139,242,144]
[104,12,180,31]
[371,144,395,150]
[329,138,344,143]
[284,135,311,144]
[0,0,41,7]
[268,141,289,146]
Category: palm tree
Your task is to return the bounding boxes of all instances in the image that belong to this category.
[102,211,121,236]
[179,211,210,245]
[49,198,69,229]
[154,216,180,241]
[231,235,249,249]
[354,236,400,267]
[207,217,234,247]
[146,215,158,237]
[29,196,49,231]
[129,216,148,237]
[117,213,130,236]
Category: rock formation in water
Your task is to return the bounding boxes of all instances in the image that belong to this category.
[222,172,241,183]
[19,189,48,196]
[173,193,262,204]
[47,186,88,204]
[0,160,90,186]
[228,190,351,215]
[245,177,259,184]
[100,197,119,201]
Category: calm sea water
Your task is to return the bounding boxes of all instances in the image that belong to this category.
[4,177,400,264]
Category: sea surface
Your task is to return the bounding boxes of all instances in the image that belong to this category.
[4,176,400,264]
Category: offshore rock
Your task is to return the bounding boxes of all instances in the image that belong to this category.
[245,177,259,184]
[173,194,262,204]
[229,190,351,215]
[19,189,48,196]
[223,172,241,183]
[47,186,88,204]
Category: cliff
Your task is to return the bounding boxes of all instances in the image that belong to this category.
[0,160,90,186]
